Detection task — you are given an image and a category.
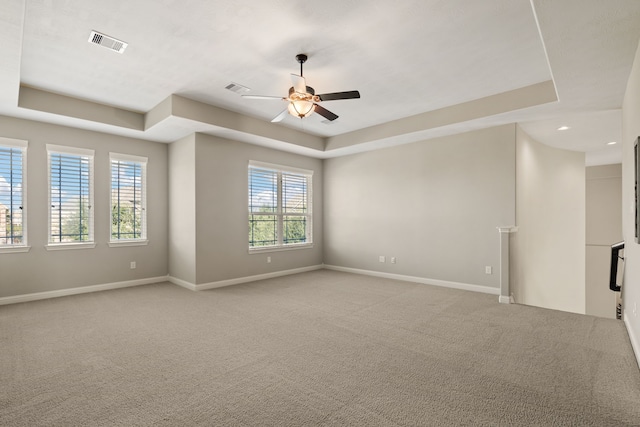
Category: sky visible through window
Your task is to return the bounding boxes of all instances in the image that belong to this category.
[50,155,89,202]
[45,157,141,211]
[248,168,307,213]
[111,159,144,240]
[0,146,24,245]
[0,148,22,209]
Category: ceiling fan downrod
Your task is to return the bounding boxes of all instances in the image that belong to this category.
[296,53,307,77]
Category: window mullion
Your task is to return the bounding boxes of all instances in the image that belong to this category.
[304,176,313,242]
[117,161,121,239]
[57,157,62,242]
[277,172,283,246]
[79,157,83,241]
[8,149,14,242]
[134,163,138,238]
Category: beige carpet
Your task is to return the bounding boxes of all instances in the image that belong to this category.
[1,269,639,426]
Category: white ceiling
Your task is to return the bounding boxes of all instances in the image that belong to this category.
[1,0,640,164]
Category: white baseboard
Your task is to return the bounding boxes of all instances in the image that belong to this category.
[0,265,499,306]
[168,264,324,291]
[168,276,197,291]
[323,265,500,296]
[624,311,640,369]
[498,294,516,304]
[0,276,170,306]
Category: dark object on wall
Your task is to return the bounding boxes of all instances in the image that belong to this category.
[636,138,640,242]
[609,241,624,292]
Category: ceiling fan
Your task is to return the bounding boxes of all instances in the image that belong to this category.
[242,54,360,123]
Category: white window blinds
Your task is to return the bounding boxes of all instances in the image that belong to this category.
[281,171,309,245]
[0,139,27,247]
[110,154,147,241]
[48,145,94,244]
[248,161,312,250]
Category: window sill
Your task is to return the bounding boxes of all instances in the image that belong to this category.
[108,240,149,248]
[45,243,96,251]
[249,243,314,254]
[0,246,31,254]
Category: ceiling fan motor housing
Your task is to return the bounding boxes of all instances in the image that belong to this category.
[289,86,315,97]
[288,86,321,103]
[243,53,359,122]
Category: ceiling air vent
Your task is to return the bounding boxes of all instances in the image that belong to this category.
[225,82,251,94]
[88,31,128,54]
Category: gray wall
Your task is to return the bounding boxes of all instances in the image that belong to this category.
[585,164,621,319]
[168,134,196,285]
[0,116,168,298]
[323,124,516,289]
[0,113,600,325]
[512,126,586,314]
[622,40,640,361]
[167,133,324,286]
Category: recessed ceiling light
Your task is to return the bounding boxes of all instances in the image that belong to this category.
[607,141,617,145]
[557,126,570,131]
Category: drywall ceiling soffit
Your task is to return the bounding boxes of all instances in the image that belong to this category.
[516,0,640,165]
[1,0,639,163]
[0,1,24,107]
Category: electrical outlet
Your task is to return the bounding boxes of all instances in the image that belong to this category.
[379,256,386,263]
[267,256,271,264]
[130,261,136,269]
[485,266,492,274]
[391,257,396,264]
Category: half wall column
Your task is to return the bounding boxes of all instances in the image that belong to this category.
[497,226,518,304]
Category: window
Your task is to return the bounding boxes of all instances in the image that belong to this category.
[248,161,312,251]
[110,153,147,245]
[47,145,95,249]
[0,137,28,252]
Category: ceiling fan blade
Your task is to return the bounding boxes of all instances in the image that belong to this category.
[317,90,361,101]
[291,74,307,94]
[271,108,289,123]
[314,104,338,121]
[242,95,285,100]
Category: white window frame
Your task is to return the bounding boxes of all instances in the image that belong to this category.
[46,144,95,250]
[248,160,313,253]
[109,153,148,247]
[0,137,29,254]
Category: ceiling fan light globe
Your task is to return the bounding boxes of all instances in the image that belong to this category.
[288,100,314,118]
